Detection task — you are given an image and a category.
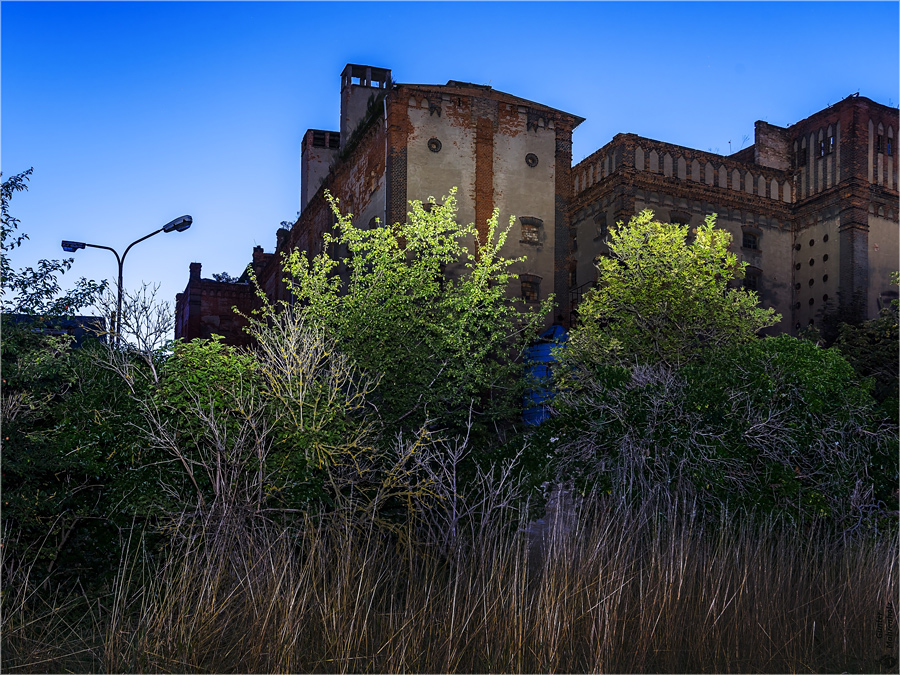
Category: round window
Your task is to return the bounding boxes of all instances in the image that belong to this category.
[525,153,539,168]
[428,138,442,153]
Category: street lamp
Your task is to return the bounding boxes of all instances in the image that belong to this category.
[62,215,192,345]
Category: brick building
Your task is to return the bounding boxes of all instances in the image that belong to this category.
[175,65,898,342]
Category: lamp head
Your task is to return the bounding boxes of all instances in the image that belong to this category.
[61,240,86,253]
[162,215,192,233]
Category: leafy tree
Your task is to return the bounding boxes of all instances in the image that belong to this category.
[1,169,113,580]
[567,210,779,369]
[831,273,899,417]
[552,336,897,530]
[278,188,550,440]
[1,169,106,315]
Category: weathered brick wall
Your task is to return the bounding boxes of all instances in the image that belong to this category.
[174,262,256,346]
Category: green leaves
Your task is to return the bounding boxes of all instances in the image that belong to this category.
[281,188,549,438]
[1,168,108,315]
[569,210,780,369]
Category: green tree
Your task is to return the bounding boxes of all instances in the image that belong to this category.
[553,336,897,529]
[567,210,779,369]
[278,188,550,440]
[1,169,106,315]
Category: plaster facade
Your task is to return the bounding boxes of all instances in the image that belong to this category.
[175,67,898,345]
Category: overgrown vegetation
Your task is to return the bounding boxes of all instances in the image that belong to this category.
[2,178,897,673]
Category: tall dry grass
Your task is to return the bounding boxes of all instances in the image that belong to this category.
[6,493,895,673]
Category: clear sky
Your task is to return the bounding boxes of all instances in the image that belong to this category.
[3,1,898,322]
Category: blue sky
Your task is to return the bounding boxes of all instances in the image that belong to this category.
[3,1,898,321]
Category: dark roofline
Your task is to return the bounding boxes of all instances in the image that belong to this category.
[786,93,898,130]
[393,81,585,128]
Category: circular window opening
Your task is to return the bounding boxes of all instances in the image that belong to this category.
[823,294,829,302]
[795,263,802,271]
[428,138,442,153]
[822,254,829,262]
[794,243,802,251]
[525,153,539,168]
[795,322,801,330]
[809,298,815,306]
[809,258,815,266]
[823,274,828,282]
[808,278,815,287]
[823,234,829,242]
[809,238,815,247]
[794,282,801,290]
[794,302,801,310]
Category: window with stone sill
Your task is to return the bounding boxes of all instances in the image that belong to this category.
[520,216,543,244]
[742,232,760,250]
[521,274,541,302]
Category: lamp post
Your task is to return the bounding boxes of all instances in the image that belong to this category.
[62,215,192,345]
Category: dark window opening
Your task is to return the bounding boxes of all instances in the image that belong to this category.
[826,135,835,154]
[822,254,829,262]
[823,234,829,242]
[742,232,759,250]
[521,275,541,302]
[594,213,608,240]
[876,134,885,154]
[744,273,759,292]
[819,139,826,157]
[888,137,894,156]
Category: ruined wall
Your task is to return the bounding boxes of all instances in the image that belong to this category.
[401,83,573,315]
[300,129,340,213]
[174,262,256,346]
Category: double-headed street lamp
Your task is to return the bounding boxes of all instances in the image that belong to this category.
[62,215,192,345]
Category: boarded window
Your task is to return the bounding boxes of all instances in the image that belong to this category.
[520,216,543,244]
[521,274,541,302]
